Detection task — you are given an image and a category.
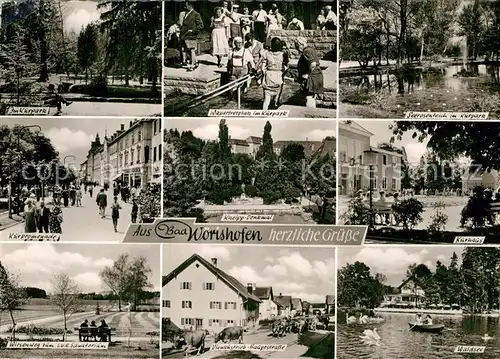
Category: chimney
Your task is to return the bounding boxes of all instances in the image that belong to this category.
[211,258,217,266]
[279,293,282,297]
[247,283,253,295]
[253,283,256,291]
[121,124,124,131]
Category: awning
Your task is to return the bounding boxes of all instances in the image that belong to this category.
[111,173,123,181]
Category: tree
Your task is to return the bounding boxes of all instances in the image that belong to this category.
[77,23,99,82]
[100,254,152,312]
[390,121,500,172]
[50,273,81,341]
[0,262,27,340]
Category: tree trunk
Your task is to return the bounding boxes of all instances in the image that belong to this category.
[63,312,67,341]
[420,36,425,64]
[9,309,16,341]
[118,297,122,311]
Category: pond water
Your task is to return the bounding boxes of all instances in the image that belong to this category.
[340,63,500,117]
[338,313,500,359]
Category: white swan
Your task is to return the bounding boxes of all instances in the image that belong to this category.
[360,328,381,345]
[482,334,494,341]
[347,316,357,324]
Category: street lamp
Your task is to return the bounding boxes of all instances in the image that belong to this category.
[363,149,378,230]
[14,125,41,217]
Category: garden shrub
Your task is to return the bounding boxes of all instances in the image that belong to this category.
[392,198,424,230]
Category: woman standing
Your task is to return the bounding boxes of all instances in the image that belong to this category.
[211,8,229,67]
[111,196,122,233]
[49,204,63,234]
[265,10,281,47]
[261,37,289,110]
[316,8,326,30]
[296,37,324,108]
[23,198,37,233]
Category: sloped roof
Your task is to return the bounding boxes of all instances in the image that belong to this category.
[274,295,292,308]
[246,136,262,144]
[230,139,249,146]
[291,298,302,309]
[398,275,424,291]
[254,286,272,300]
[340,120,373,136]
[326,295,335,305]
[162,254,261,303]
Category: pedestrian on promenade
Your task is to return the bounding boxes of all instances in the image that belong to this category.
[49,204,63,234]
[37,201,50,233]
[62,187,69,207]
[96,189,108,219]
[23,198,38,233]
[131,198,139,224]
[89,186,94,198]
[111,196,121,232]
[76,188,82,207]
[70,185,76,206]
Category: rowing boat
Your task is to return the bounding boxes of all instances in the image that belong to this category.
[408,323,445,333]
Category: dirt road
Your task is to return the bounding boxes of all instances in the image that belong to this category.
[163,329,333,359]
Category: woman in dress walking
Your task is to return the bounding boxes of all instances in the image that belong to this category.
[211,8,229,67]
[23,198,37,233]
[111,196,122,232]
[295,37,324,108]
[49,204,63,234]
[261,37,289,110]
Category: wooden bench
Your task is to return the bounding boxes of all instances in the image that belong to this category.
[74,327,116,342]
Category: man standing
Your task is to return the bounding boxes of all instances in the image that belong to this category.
[324,5,337,30]
[96,189,108,219]
[37,201,51,233]
[180,1,204,71]
[252,3,267,43]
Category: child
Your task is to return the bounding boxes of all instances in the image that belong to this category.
[131,198,139,224]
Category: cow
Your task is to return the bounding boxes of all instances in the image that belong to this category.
[215,326,244,344]
[176,329,206,357]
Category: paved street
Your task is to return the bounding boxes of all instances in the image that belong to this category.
[0,189,134,242]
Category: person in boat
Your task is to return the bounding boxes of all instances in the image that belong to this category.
[424,315,433,325]
[415,313,423,325]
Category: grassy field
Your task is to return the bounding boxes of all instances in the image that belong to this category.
[0,300,160,338]
[0,341,159,358]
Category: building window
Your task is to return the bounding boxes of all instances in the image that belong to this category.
[163,300,171,308]
[227,319,234,325]
[392,155,397,164]
[153,147,157,162]
[145,146,150,163]
[132,133,135,145]
[137,147,141,164]
[181,318,194,326]
[371,177,377,189]
[204,282,215,290]
[138,130,142,141]
[340,151,346,162]
[159,144,162,160]
[382,177,387,189]
[182,300,192,309]
[210,301,222,309]
[383,155,387,165]
[225,302,237,310]
[180,282,192,290]
[209,319,221,326]
[392,178,397,189]
[153,120,157,134]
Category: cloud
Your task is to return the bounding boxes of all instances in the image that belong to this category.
[65,9,100,34]
[344,247,424,277]
[198,245,231,262]
[45,128,94,154]
[192,125,251,141]
[305,129,334,141]
[227,266,265,284]
[2,244,114,293]
[265,256,274,263]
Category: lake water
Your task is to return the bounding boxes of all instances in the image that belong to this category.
[340,63,500,118]
[338,313,500,359]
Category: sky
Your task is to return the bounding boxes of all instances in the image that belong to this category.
[163,245,336,303]
[167,119,335,142]
[0,243,161,293]
[63,1,102,34]
[338,246,465,288]
[0,117,142,166]
[352,120,428,166]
